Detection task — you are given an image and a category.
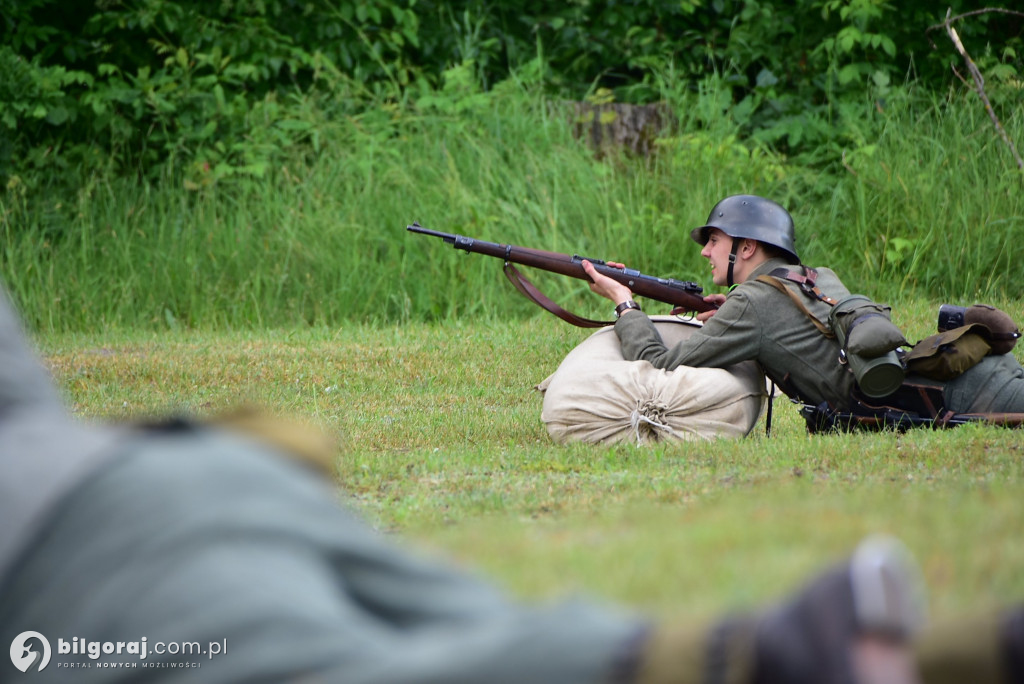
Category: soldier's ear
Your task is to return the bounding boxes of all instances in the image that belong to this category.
[740,238,761,258]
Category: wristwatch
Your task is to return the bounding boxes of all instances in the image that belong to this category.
[614,300,642,318]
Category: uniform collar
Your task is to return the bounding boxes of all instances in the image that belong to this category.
[743,257,797,284]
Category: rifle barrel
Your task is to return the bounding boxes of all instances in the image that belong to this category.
[407,223,714,313]
[406,222,456,243]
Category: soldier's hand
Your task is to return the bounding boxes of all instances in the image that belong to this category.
[696,294,727,322]
[581,259,634,306]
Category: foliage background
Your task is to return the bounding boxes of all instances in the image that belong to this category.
[1,0,1022,331]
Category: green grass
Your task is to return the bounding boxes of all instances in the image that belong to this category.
[38,314,1024,624]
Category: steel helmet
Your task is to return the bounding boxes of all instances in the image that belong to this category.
[691,195,800,264]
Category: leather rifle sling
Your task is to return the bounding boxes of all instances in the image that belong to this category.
[503,262,613,328]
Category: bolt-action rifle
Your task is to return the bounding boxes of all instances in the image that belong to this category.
[407,222,717,327]
[801,402,1024,432]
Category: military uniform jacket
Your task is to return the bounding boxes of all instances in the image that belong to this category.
[614,258,857,410]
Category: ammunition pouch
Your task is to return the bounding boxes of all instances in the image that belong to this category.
[905,325,991,381]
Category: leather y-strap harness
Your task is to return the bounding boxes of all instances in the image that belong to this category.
[758,267,952,424]
[767,267,841,305]
[755,267,839,337]
[754,266,840,434]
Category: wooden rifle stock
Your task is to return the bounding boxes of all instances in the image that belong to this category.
[407,222,715,327]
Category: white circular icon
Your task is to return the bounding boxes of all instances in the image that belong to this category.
[10,631,51,672]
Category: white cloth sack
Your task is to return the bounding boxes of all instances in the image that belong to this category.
[537,316,766,444]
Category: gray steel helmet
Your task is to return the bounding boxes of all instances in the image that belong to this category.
[691,194,799,263]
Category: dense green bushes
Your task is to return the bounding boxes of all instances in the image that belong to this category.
[2,0,1020,189]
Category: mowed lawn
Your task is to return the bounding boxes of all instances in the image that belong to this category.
[41,315,1024,625]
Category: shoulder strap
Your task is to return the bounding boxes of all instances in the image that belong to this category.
[767,267,842,306]
[755,273,835,338]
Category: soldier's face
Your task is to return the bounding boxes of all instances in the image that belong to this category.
[700,229,734,286]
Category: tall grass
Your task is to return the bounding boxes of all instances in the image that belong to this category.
[1,74,1021,333]
[806,88,1024,301]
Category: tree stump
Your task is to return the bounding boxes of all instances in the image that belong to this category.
[569,101,675,158]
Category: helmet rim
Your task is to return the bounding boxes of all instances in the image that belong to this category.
[691,194,799,263]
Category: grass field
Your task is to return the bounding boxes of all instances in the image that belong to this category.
[38,312,1024,626]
